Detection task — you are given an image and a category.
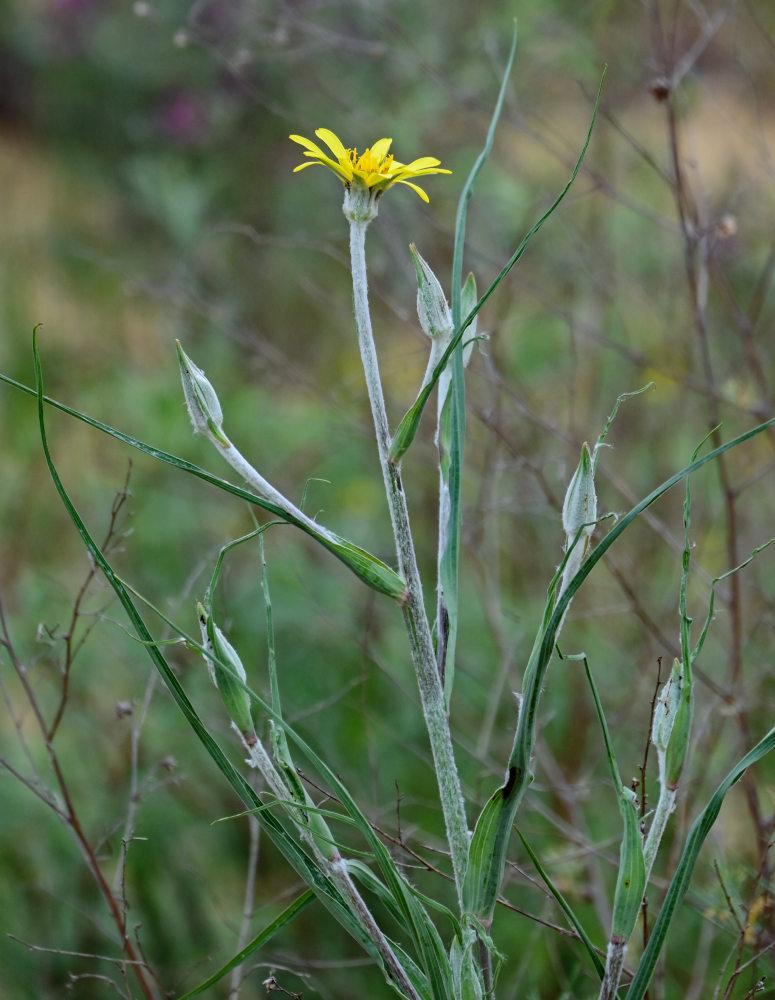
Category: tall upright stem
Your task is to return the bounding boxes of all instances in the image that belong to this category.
[347,215,469,904]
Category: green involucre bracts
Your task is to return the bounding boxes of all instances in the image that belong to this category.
[197,602,256,743]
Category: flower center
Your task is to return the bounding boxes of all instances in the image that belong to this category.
[348,147,394,176]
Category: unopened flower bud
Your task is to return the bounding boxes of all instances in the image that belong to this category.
[559,442,597,602]
[652,659,681,753]
[562,442,597,553]
[665,665,692,789]
[177,340,230,446]
[197,602,255,743]
[410,244,453,342]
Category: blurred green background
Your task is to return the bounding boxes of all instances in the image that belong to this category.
[2,1,775,997]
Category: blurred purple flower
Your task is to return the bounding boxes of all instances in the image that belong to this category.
[160,92,208,146]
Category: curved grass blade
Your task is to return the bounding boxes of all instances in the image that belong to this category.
[116,558,450,998]
[3,365,405,601]
[29,331,406,977]
[115,573,445,995]
[389,65,607,464]
[281,756,454,998]
[450,21,518,317]
[175,890,314,999]
[517,830,605,980]
[462,779,518,917]
[348,858,461,944]
[582,656,645,945]
[625,724,775,1000]
[31,336,451,997]
[581,656,644,1000]
[438,22,518,705]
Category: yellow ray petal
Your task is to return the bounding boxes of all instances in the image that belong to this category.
[315,128,348,162]
[293,158,351,183]
[401,156,443,171]
[396,179,430,202]
[369,137,393,162]
[399,167,452,180]
[307,150,351,173]
[289,134,327,156]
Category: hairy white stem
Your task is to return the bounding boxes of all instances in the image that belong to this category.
[330,858,422,1000]
[207,435,339,543]
[242,736,419,998]
[347,216,469,904]
[244,731,298,806]
[599,937,627,1000]
[643,775,677,885]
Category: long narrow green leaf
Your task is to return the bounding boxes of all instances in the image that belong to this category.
[141,571,454,993]
[463,413,775,921]
[463,780,522,916]
[462,571,562,917]
[175,890,315,1000]
[274,735,454,998]
[438,23,518,705]
[625,725,775,1000]
[348,859,461,935]
[389,66,607,463]
[83,513,444,995]
[335,864,436,1000]
[517,831,605,980]
[29,332,400,974]
[114,572,447,996]
[583,658,644,943]
[450,22,518,318]
[2,367,405,601]
[30,336,452,998]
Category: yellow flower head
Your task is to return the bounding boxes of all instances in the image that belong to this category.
[289,127,450,204]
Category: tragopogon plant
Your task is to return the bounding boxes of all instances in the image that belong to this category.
[4,25,775,1000]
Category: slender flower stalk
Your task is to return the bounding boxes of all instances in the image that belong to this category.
[240,733,421,1000]
[289,126,469,900]
[599,940,627,1000]
[330,858,423,1000]
[211,434,335,542]
[346,212,469,905]
[643,657,692,884]
[177,340,409,602]
[643,782,677,885]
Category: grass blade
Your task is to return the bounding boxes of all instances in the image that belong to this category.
[582,656,645,945]
[463,413,775,921]
[29,330,403,972]
[389,65,606,463]
[517,830,605,980]
[31,333,452,996]
[175,890,315,999]
[3,364,405,601]
[625,725,775,1000]
[438,22,518,704]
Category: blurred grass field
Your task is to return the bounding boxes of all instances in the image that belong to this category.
[2,1,775,997]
